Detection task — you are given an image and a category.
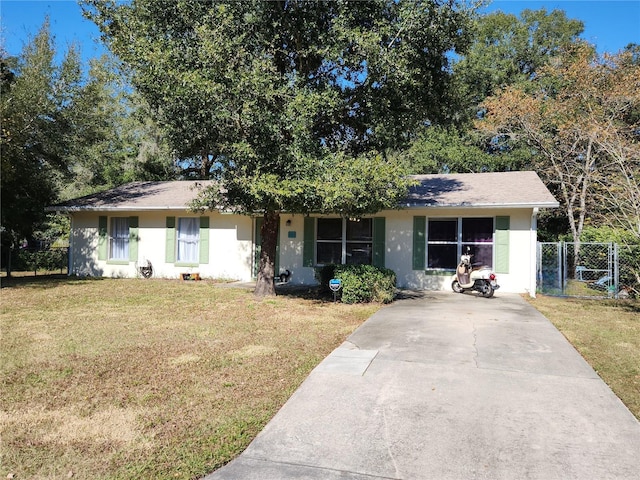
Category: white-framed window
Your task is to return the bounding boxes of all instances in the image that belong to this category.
[109,217,129,260]
[177,217,199,263]
[316,218,373,265]
[427,217,493,269]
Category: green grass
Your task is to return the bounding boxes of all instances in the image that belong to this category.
[0,276,379,480]
[538,279,616,297]
[527,295,640,420]
[2,276,637,479]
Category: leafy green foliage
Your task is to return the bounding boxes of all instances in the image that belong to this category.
[11,248,68,274]
[60,55,176,198]
[403,9,585,178]
[402,126,532,174]
[479,44,640,246]
[1,18,178,275]
[85,0,475,294]
[315,264,397,304]
[454,8,584,119]
[1,20,80,253]
[338,264,396,304]
[86,0,474,205]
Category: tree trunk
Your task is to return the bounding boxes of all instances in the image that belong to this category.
[200,152,209,179]
[254,210,279,297]
[5,245,12,278]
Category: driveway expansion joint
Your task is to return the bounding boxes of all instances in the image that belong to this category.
[241,455,399,480]
[313,346,379,376]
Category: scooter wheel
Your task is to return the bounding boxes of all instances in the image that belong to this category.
[451,280,464,293]
[480,282,494,298]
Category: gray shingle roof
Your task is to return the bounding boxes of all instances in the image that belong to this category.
[48,171,558,212]
[47,181,214,212]
[405,171,558,209]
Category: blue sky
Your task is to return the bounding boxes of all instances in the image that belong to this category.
[484,1,640,54]
[1,0,639,64]
[1,0,107,62]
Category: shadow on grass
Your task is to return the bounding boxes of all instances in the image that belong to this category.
[0,273,104,289]
[617,300,640,314]
[275,284,329,301]
[275,285,430,303]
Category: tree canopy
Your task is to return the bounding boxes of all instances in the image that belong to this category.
[1,19,177,274]
[479,43,640,244]
[62,55,176,197]
[85,0,476,295]
[1,20,80,256]
[5,1,637,286]
[454,8,584,120]
[401,125,534,174]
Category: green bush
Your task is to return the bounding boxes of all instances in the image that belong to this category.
[314,264,397,304]
[13,248,68,273]
[314,265,337,294]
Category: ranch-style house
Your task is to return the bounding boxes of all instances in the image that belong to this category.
[48,171,558,296]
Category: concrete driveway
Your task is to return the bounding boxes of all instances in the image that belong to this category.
[205,292,640,479]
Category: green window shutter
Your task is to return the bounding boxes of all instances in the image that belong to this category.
[303,217,315,267]
[373,217,386,268]
[165,216,176,263]
[129,216,139,262]
[495,216,510,274]
[412,216,426,270]
[98,216,108,261]
[199,216,210,264]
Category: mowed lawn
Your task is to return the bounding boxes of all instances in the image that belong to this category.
[2,278,638,480]
[0,277,379,480]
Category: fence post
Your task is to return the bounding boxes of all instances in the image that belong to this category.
[613,243,619,300]
[561,241,567,295]
[536,242,543,293]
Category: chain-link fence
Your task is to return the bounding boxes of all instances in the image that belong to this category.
[537,242,639,298]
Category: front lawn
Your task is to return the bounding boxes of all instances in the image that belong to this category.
[3,278,637,479]
[0,277,378,479]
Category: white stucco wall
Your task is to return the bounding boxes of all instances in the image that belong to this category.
[277,208,539,295]
[69,210,254,281]
[382,208,536,294]
[69,207,539,294]
[277,214,316,285]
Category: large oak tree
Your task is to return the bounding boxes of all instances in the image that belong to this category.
[85,0,474,296]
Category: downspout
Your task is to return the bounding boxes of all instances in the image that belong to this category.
[530,208,539,298]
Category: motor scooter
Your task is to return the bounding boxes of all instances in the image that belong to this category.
[451,249,499,298]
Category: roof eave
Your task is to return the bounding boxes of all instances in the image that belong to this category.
[48,201,560,213]
[401,202,560,210]
[46,206,190,212]
[46,205,228,213]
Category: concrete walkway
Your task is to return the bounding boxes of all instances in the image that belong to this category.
[205,292,640,479]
